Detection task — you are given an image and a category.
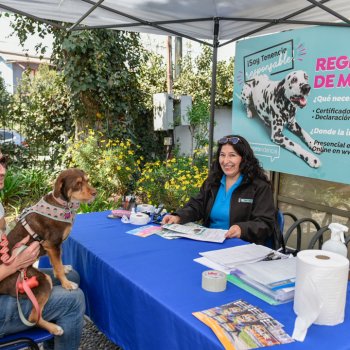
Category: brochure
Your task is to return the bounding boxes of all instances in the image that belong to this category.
[193,299,294,350]
[126,224,162,237]
[161,223,226,243]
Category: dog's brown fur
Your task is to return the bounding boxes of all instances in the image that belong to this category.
[0,168,96,335]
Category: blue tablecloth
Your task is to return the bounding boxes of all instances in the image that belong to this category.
[61,211,350,350]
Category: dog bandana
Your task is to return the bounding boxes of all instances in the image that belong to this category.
[19,194,80,224]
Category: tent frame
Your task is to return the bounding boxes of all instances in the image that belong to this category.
[1,0,350,165]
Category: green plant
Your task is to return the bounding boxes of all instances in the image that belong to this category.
[78,190,116,213]
[135,156,208,212]
[65,130,141,197]
[9,65,75,168]
[186,99,211,156]
[0,167,52,217]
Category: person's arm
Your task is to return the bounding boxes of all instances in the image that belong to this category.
[0,241,40,282]
[234,181,275,244]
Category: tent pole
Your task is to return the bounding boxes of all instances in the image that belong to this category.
[208,18,219,169]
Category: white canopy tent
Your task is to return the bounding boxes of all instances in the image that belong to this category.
[1,0,349,163]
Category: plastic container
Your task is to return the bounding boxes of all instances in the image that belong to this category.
[322,223,348,257]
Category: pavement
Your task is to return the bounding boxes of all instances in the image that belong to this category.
[78,316,122,350]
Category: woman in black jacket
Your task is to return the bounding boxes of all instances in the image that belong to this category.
[162,135,277,246]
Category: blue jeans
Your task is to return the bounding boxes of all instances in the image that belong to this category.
[0,268,86,350]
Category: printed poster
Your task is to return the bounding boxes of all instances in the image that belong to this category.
[232,26,350,184]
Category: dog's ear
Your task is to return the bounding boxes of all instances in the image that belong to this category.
[275,79,285,100]
[53,172,70,201]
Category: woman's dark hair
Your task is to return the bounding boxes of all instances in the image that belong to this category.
[0,153,8,169]
[209,134,270,185]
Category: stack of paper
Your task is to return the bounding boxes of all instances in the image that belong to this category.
[199,244,274,269]
[229,257,296,304]
[194,244,296,305]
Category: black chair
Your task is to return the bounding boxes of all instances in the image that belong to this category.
[275,210,298,253]
[307,226,329,249]
[283,217,321,254]
[0,328,53,350]
[345,235,350,246]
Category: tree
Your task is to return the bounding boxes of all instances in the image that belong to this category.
[10,65,74,167]
[0,73,10,122]
[173,45,234,106]
[6,15,166,161]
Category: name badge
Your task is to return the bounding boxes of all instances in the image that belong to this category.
[239,198,253,203]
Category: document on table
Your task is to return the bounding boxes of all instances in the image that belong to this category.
[161,223,226,243]
[199,244,273,269]
[193,256,232,274]
[235,257,296,289]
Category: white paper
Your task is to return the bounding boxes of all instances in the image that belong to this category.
[200,244,273,269]
[235,257,296,288]
[161,223,226,243]
[193,257,232,274]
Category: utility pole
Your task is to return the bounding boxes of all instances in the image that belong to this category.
[166,36,173,94]
[166,36,174,159]
[174,37,182,79]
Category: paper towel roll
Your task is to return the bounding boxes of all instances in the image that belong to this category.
[136,204,155,214]
[292,249,349,341]
[129,212,151,225]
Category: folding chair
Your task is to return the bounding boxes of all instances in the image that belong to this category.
[0,328,53,350]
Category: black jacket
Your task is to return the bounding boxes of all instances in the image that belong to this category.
[174,176,277,246]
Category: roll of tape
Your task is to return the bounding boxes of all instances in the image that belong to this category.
[136,204,155,214]
[202,270,227,292]
[129,212,151,225]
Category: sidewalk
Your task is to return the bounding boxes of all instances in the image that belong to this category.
[79,316,122,350]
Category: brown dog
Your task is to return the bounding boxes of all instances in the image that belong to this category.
[0,168,96,335]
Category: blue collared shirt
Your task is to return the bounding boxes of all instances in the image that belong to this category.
[209,174,243,229]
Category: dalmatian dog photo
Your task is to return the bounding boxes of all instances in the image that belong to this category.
[241,70,323,168]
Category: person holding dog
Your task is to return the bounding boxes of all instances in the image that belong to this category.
[0,152,86,350]
[162,135,279,247]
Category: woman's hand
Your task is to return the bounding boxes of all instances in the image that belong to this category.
[161,214,181,225]
[225,224,242,239]
[0,241,41,281]
[12,241,41,271]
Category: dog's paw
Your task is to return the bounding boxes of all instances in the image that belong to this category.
[64,265,73,274]
[46,323,64,335]
[305,154,321,168]
[246,108,253,118]
[53,325,64,336]
[62,280,79,290]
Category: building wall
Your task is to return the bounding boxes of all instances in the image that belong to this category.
[174,106,232,156]
[0,58,14,94]
[12,64,24,93]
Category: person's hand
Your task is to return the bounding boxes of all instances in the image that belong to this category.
[11,241,41,271]
[225,224,242,239]
[161,214,181,225]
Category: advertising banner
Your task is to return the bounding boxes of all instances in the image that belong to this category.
[232,26,350,185]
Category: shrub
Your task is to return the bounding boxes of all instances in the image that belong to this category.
[1,167,52,217]
[135,157,208,212]
[64,130,142,198]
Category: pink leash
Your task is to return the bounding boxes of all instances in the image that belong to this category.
[0,232,42,325]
